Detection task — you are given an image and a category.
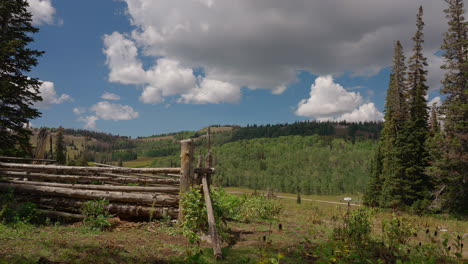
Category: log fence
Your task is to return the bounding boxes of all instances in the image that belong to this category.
[0,137,222,258]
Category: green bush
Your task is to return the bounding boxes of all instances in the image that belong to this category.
[180,187,283,245]
[81,199,112,231]
[382,214,415,247]
[0,189,40,225]
[333,208,373,248]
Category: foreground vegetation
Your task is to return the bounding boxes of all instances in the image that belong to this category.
[1,187,466,264]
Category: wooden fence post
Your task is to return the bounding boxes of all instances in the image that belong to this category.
[179,139,194,221]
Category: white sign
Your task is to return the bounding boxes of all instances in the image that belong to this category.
[344,197,352,202]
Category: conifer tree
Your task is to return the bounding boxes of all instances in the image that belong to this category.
[363,144,383,206]
[432,0,467,214]
[55,128,66,165]
[401,6,431,205]
[378,41,410,208]
[0,0,44,156]
[428,103,440,136]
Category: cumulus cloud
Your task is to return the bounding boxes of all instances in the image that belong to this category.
[75,101,139,129]
[79,115,99,130]
[179,78,241,104]
[101,92,121,100]
[34,81,72,108]
[104,32,240,104]
[27,0,57,25]
[296,76,363,118]
[110,0,447,97]
[73,107,86,115]
[91,101,139,120]
[296,76,383,122]
[103,32,147,84]
[334,103,384,122]
[140,58,196,104]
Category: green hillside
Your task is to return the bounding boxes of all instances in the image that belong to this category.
[213,135,376,195]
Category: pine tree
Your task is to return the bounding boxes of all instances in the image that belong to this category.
[401,6,431,206]
[0,0,44,156]
[363,144,383,206]
[55,128,66,165]
[428,103,440,136]
[432,0,467,214]
[378,41,410,208]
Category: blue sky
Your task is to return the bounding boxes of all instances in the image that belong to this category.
[27,0,445,137]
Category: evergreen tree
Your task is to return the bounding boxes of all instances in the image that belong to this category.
[55,128,66,165]
[432,0,467,214]
[378,41,410,208]
[428,103,440,136]
[363,144,383,206]
[0,0,44,156]
[401,6,431,205]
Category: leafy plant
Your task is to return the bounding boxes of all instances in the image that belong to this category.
[333,208,373,248]
[81,199,112,231]
[0,189,40,225]
[382,214,415,247]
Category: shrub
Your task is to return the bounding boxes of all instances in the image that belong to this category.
[0,189,40,225]
[333,208,373,248]
[179,187,283,245]
[81,199,112,231]
[382,214,414,247]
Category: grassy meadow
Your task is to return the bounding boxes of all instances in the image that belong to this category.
[0,187,466,264]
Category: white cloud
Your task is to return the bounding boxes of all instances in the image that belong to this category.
[428,96,442,107]
[140,58,196,103]
[113,0,447,97]
[103,32,147,84]
[90,101,139,120]
[27,0,57,25]
[34,81,72,108]
[76,101,139,129]
[101,92,121,100]
[335,103,384,122]
[179,78,241,104]
[79,115,99,130]
[104,32,238,104]
[73,107,86,115]
[295,75,363,118]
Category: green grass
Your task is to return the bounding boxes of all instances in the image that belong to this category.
[0,190,466,263]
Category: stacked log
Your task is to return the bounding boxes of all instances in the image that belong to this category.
[0,162,183,221]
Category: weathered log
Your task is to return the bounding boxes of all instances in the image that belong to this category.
[0,171,180,185]
[0,182,178,206]
[24,196,178,219]
[202,174,222,259]
[0,179,180,194]
[95,163,181,178]
[0,162,181,174]
[37,209,84,221]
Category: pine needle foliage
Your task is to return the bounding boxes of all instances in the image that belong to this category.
[0,0,44,156]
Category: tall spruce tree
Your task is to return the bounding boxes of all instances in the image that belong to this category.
[432,0,467,214]
[378,41,410,208]
[0,0,44,156]
[401,6,431,206]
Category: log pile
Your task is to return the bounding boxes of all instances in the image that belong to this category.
[0,162,182,221]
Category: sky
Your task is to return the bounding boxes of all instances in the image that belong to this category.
[27,0,446,137]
